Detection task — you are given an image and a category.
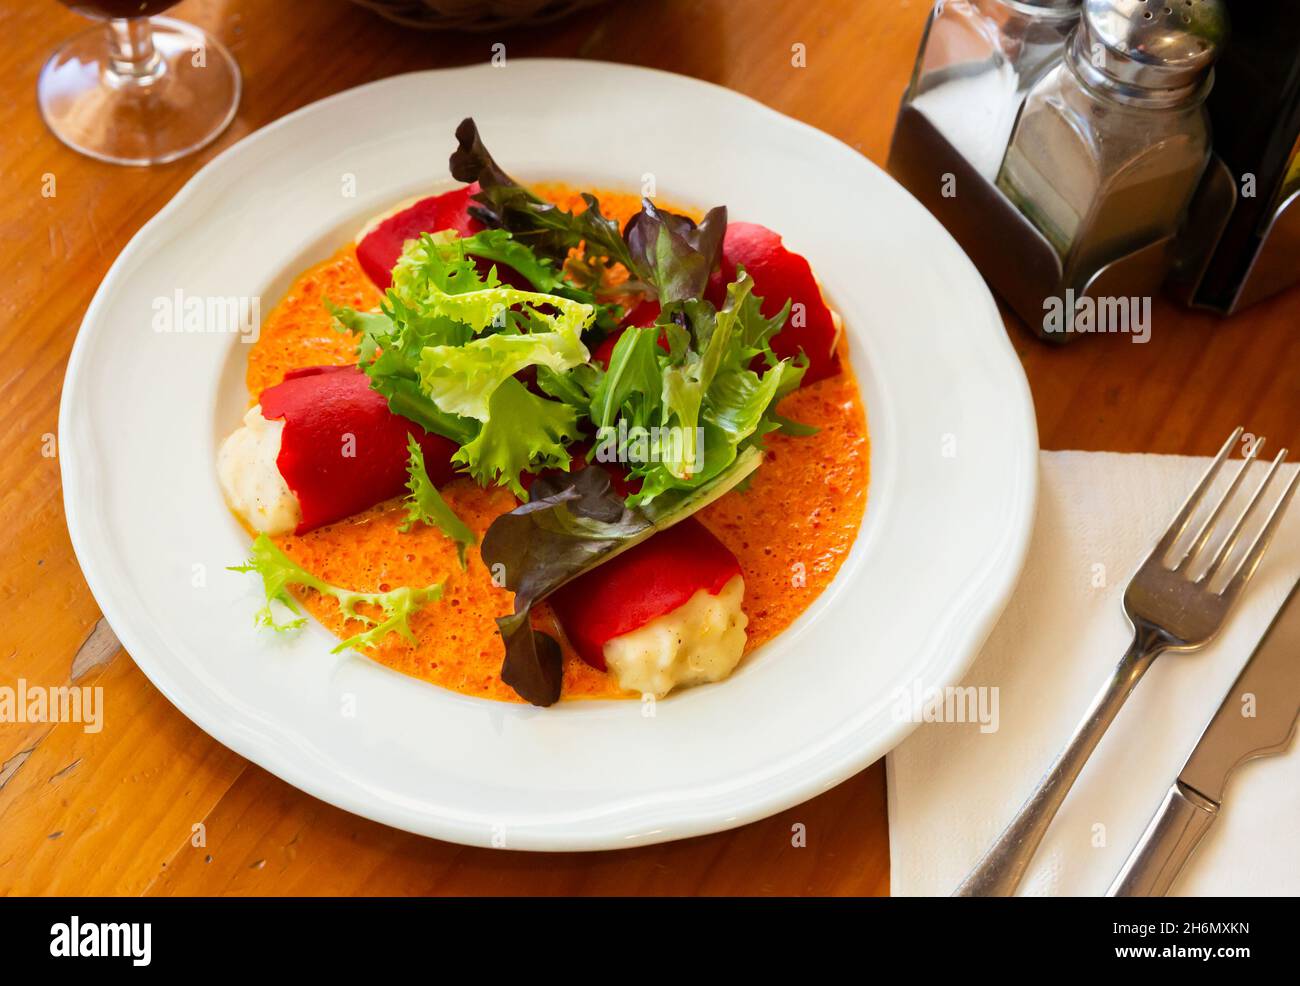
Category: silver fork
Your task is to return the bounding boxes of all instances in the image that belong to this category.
[954,427,1300,896]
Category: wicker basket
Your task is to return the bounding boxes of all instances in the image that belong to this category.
[349,0,609,31]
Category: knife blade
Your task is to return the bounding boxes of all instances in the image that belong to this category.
[1179,578,1300,804]
[1109,578,1300,896]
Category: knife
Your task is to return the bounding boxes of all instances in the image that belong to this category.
[1108,577,1300,897]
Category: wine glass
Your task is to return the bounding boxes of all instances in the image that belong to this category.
[38,2,241,166]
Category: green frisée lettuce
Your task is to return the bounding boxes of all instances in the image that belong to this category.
[401,435,476,567]
[230,534,442,653]
[451,376,581,498]
[414,291,591,422]
[332,230,598,494]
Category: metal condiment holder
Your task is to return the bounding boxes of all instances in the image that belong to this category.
[1235,189,1300,311]
[1171,156,1300,314]
[886,102,1178,344]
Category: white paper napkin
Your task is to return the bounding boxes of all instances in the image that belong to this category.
[886,450,1300,897]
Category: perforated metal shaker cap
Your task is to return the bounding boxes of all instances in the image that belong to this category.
[1074,0,1229,100]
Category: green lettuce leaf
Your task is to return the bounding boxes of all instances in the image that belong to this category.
[383,232,595,425]
[330,300,479,447]
[333,230,599,489]
[230,534,442,653]
[536,362,602,412]
[451,376,581,498]
[610,272,811,506]
[401,435,476,568]
[589,325,662,432]
[417,302,591,422]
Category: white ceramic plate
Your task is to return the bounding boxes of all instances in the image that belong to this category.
[60,60,1037,850]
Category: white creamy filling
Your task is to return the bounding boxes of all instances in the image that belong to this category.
[217,405,302,535]
[602,574,749,698]
[813,274,844,357]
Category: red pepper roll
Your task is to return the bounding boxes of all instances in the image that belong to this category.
[218,365,457,536]
[707,221,842,384]
[356,184,484,289]
[548,517,748,696]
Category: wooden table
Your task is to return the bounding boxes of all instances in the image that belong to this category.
[1,0,1296,897]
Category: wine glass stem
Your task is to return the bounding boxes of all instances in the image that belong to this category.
[105,17,164,86]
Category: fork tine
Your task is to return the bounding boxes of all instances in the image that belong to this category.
[1218,460,1300,605]
[1203,447,1290,584]
[1154,427,1243,560]
[1176,436,1265,571]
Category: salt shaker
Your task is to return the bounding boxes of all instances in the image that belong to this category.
[996,0,1229,289]
[905,0,1082,181]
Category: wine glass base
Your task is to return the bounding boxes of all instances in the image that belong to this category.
[38,17,241,166]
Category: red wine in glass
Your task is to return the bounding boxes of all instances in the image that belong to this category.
[40,0,241,165]
[58,1,181,16]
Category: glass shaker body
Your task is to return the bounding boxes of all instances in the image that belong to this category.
[996,55,1212,290]
[905,0,1080,181]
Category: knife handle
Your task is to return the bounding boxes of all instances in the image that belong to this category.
[1107,781,1219,897]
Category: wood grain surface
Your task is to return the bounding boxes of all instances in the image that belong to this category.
[0,0,1296,897]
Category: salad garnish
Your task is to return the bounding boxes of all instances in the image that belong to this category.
[286,117,826,702]
[401,434,475,568]
[230,534,442,653]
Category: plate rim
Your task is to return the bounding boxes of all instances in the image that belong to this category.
[59,59,1039,850]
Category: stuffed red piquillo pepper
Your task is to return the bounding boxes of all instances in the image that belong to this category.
[547,515,748,698]
[355,183,483,290]
[218,365,457,535]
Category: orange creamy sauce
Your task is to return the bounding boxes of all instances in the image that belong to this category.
[247,187,869,702]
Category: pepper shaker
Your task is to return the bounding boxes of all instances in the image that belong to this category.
[996,0,1230,291]
[905,0,1082,182]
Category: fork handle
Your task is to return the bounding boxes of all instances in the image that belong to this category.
[953,634,1162,896]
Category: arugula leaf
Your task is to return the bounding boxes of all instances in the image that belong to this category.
[536,362,602,413]
[401,435,476,568]
[768,411,820,437]
[480,447,763,705]
[230,534,441,653]
[585,271,811,506]
[455,228,566,292]
[589,325,662,431]
[451,376,581,498]
[371,375,479,447]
